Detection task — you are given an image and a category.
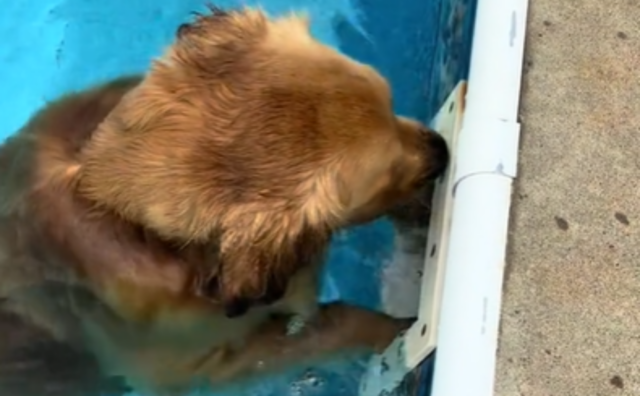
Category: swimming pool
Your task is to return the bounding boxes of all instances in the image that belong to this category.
[0,0,477,395]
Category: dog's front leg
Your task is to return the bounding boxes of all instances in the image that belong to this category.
[210,302,412,385]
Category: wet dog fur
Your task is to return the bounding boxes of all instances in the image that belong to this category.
[0,5,449,395]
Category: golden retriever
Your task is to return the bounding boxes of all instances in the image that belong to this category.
[0,5,449,395]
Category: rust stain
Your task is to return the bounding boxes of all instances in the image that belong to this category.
[458,80,468,115]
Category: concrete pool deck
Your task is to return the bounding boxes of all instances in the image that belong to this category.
[495,1,640,395]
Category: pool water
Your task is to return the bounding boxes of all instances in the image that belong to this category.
[0,0,476,395]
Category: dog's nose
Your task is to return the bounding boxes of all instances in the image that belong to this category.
[422,129,450,180]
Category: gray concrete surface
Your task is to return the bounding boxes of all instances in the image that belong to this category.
[495,1,640,395]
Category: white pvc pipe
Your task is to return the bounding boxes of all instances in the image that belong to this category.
[464,0,529,122]
[430,0,529,396]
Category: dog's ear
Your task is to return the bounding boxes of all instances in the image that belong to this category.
[211,220,329,318]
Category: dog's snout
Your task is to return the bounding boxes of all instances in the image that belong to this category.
[422,130,450,179]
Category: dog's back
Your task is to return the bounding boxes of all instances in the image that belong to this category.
[0,77,141,396]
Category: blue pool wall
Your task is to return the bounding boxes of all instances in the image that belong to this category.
[0,0,476,395]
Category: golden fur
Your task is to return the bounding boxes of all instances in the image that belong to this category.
[0,5,448,395]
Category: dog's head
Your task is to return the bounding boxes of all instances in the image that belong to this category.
[78,5,449,317]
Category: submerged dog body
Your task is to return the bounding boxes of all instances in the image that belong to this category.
[0,6,449,395]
